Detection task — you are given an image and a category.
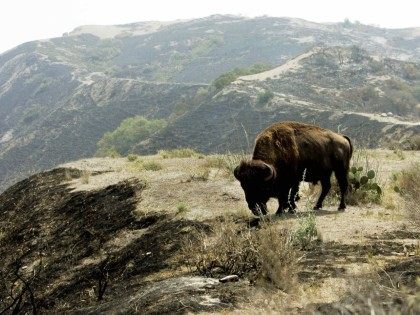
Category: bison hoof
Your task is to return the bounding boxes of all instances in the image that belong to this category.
[313,205,322,210]
[275,209,284,216]
[288,208,296,214]
[338,205,346,211]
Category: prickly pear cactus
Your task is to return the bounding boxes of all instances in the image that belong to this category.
[348,166,382,196]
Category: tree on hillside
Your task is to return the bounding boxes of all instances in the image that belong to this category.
[96,116,166,156]
[212,63,271,90]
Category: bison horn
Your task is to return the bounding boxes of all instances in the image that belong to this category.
[234,165,241,180]
[263,162,276,181]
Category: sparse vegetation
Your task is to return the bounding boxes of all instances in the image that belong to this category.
[159,148,198,159]
[392,163,420,226]
[257,90,274,105]
[347,150,382,205]
[205,153,248,178]
[184,218,301,291]
[212,63,271,90]
[393,147,406,160]
[81,170,91,184]
[176,203,188,214]
[143,161,163,171]
[292,212,320,250]
[127,154,138,162]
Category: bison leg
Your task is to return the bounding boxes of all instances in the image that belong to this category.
[314,176,331,210]
[276,185,298,215]
[335,169,349,211]
[275,191,289,215]
[250,202,268,216]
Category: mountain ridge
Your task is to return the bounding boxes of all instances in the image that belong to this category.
[0,15,419,192]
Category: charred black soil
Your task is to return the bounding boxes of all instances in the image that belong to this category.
[0,169,241,314]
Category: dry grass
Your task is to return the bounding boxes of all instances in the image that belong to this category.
[204,153,248,179]
[158,148,199,159]
[183,217,301,292]
[81,170,91,184]
[143,161,163,171]
[126,154,139,162]
[392,163,420,226]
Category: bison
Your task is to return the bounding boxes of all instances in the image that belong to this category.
[234,121,353,216]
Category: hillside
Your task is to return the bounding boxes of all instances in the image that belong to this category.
[1,15,419,192]
[141,46,420,154]
[0,150,419,313]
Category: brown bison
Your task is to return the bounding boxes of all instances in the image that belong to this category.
[234,121,353,216]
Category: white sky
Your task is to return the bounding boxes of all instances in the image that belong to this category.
[1,0,419,54]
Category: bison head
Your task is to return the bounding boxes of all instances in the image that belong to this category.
[234,160,276,216]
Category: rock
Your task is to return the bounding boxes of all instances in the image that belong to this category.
[219,275,239,283]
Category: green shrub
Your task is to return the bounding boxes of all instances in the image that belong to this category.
[212,63,271,90]
[292,212,320,250]
[257,90,274,105]
[127,154,138,162]
[96,116,166,156]
[143,161,163,171]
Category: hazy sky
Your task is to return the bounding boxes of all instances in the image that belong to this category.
[1,0,419,53]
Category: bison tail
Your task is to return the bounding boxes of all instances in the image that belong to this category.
[343,135,353,157]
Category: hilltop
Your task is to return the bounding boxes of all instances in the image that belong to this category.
[0,149,419,313]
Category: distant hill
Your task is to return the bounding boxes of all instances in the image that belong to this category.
[141,46,420,154]
[0,15,419,191]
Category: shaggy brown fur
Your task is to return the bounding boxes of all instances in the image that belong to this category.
[234,121,352,216]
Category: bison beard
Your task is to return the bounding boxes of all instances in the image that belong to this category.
[234,121,353,216]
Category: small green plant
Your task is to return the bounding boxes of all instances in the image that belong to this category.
[127,154,138,162]
[292,212,320,250]
[176,203,188,214]
[143,161,163,171]
[348,165,382,204]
